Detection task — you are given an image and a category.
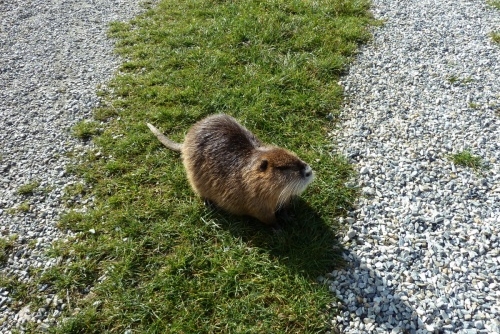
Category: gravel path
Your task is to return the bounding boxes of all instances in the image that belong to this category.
[0,0,145,331]
[329,0,500,333]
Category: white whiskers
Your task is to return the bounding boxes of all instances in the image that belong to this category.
[275,179,306,212]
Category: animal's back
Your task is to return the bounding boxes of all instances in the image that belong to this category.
[181,114,261,212]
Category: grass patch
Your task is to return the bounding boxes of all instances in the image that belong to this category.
[487,0,500,9]
[16,180,40,196]
[40,0,374,332]
[446,75,474,85]
[468,102,480,109]
[491,31,500,44]
[446,75,460,84]
[63,182,90,207]
[0,237,15,264]
[7,201,31,214]
[72,121,102,140]
[449,150,484,170]
[0,275,30,304]
[0,272,48,315]
[487,0,499,44]
[0,238,48,311]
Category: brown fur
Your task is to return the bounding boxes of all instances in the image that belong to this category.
[147,114,314,224]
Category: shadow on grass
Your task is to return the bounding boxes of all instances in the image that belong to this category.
[208,197,347,280]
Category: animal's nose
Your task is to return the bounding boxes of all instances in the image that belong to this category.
[302,165,313,178]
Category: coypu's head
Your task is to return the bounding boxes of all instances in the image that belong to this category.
[252,147,314,210]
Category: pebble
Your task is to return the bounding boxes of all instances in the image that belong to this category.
[346,229,357,240]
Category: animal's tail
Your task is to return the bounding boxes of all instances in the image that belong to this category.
[146,123,182,152]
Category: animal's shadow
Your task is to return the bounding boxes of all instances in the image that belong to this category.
[207,197,346,279]
[208,201,423,333]
[329,249,423,333]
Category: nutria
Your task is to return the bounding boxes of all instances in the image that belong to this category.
[147,114,314,225]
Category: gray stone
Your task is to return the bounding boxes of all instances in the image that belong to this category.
[347,229,357,240]
[474,321,485,330]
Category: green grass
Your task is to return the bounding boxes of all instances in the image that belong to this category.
[491,31,500,44]
[0,275,29,303]
[0,271,48,316]
[72,121,102,140]
[0,236,45,314]
[0,237,15,264]
[449,150,484,170]
[487,0,500,9]
[30,0,374,332]
[468,102,480,109]
[446,75,474,85]
[6,201,31,214]
[63,182,89,208]
[16,180,40,196]
[488,1,500,44]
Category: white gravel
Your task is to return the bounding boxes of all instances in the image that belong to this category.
[0,0,147,331]
[328,0,500,333]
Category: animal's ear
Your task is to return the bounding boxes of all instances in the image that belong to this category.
[259,159,268,171]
